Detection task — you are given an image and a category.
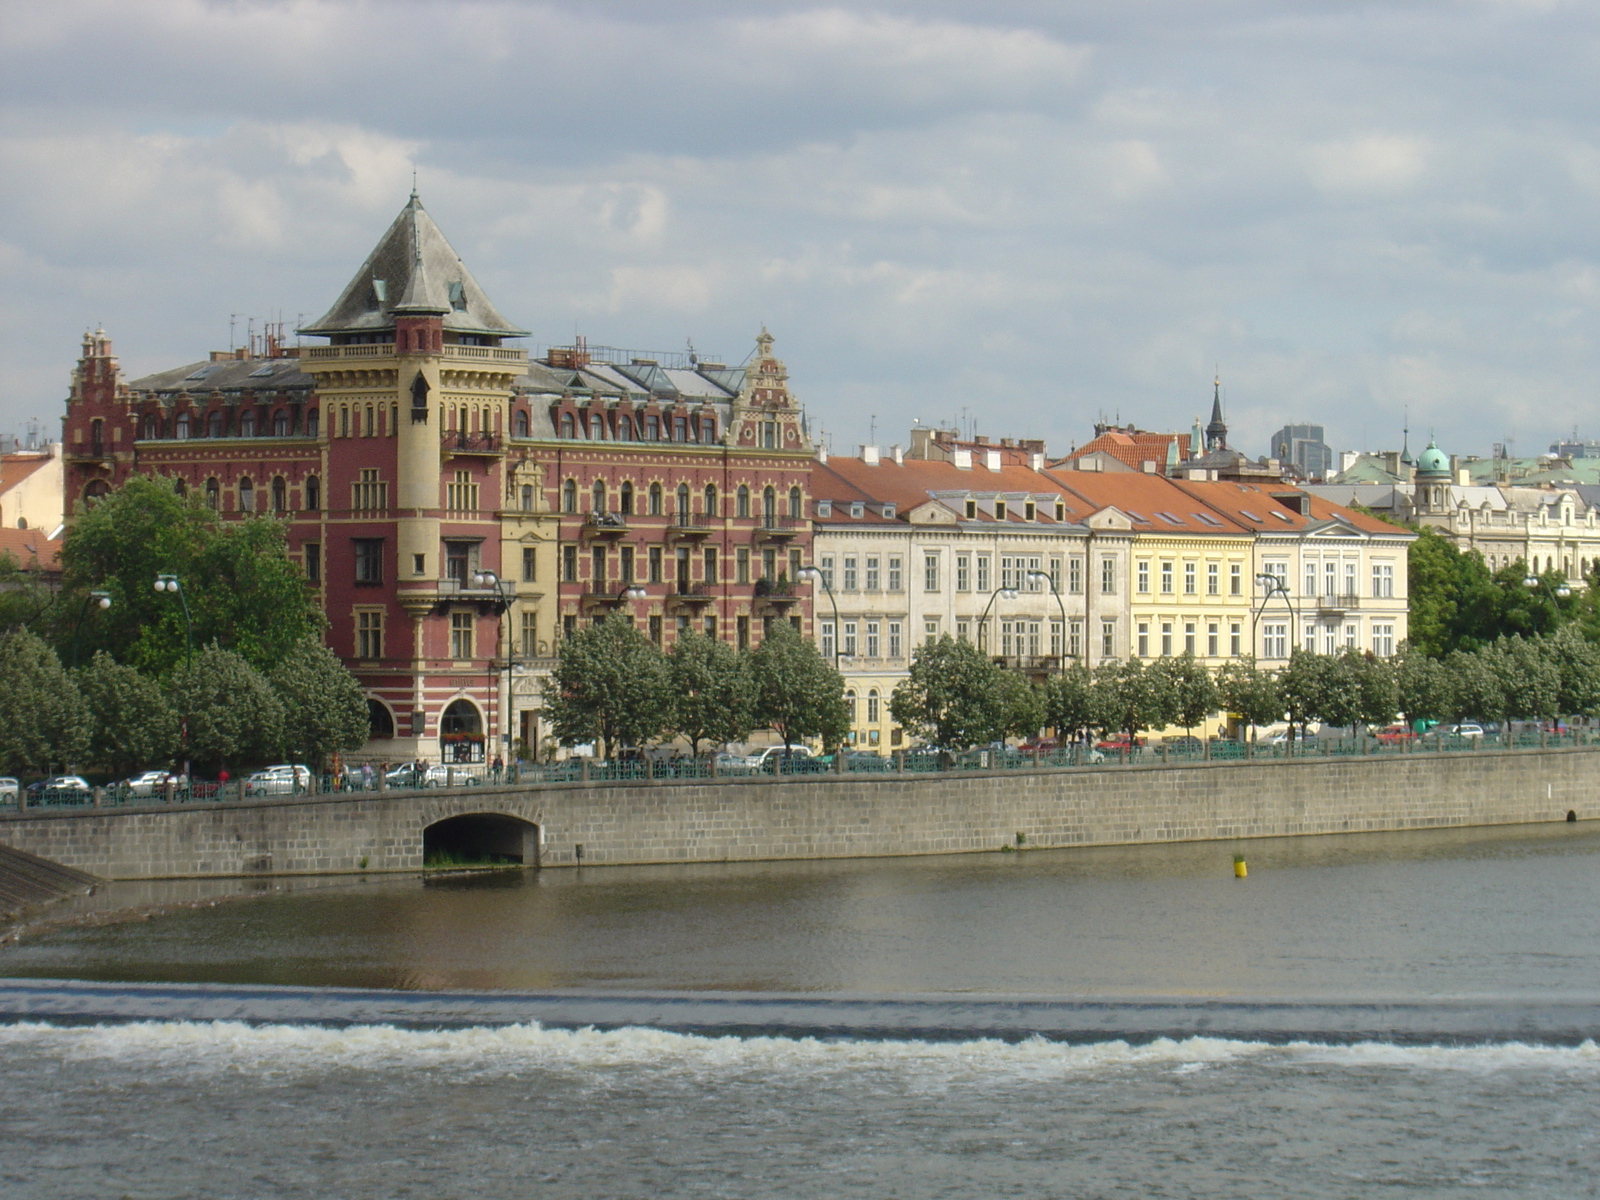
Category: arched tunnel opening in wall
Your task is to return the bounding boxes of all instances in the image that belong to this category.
[423,813,541,867]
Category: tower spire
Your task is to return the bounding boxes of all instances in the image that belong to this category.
[1205,371,1227,452]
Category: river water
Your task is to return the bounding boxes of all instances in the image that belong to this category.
[2,823,1599,1197]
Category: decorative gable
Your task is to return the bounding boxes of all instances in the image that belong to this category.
[726,329,812,454]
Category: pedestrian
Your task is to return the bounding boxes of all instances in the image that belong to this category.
[492,755,503,783]
[361,762,373,791]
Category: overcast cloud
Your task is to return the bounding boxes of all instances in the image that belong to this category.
[5,0,1600,461]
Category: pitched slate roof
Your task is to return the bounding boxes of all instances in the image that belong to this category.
[301,193,528,339]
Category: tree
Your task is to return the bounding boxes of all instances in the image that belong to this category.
[167,644,285,772]
[1090,658,1167,740]
[540,615,670,756]
[889,635,1012,750]
[1352,653,1400,729]
[1542,625,1600,718]
[0,630,89,776]
[666,631,754,754]
[1276,650,1327,739]
[1215,658,1283,736]
[1148,653,1217,735]
[1443,646,1501,724]
[58,476,322,676]
[270,637,371,770]
[1041,664,1098,743]
[750,620,849,753]
[994,669,1045,742]
[1396,648,1451,725]
[1489,635,1560,722]
[75,650,178,776]
[0,550,53,636]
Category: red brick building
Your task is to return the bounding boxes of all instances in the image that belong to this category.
[61,194,816,763]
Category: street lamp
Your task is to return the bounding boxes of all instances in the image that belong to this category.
[1523,573,1572,599]
[1025,570,1069,673]
[1250,571,1298,661]
[976,587,1020,657]
[70,589,112,669]
[797,565,841,668]
[471,569,515,763]
[153,573,194,663]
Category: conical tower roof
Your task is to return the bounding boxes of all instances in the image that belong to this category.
[300,192,528,339]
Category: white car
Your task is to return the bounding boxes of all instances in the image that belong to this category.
[124,770,179,796]
[0,777,17,803]
[244,764,312,796]
[743,745,815,772]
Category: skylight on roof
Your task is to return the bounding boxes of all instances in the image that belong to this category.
[1156,511,1184,525]
[183,364,219,381]
[1192,512,1223,526]
[1271,511,1294,523]
[1125,510,1149,523]
[1239,510,1262,522]
[247,363,283,378]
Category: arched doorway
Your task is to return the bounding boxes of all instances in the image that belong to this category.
[441,699,485,763]
[368,699,395,740]
[423,812,539,866]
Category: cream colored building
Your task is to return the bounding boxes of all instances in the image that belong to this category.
[0,443,64,534]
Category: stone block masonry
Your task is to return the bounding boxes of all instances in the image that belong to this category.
[0,746,1593,881]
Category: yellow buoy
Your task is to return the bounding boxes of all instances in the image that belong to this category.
[1233,855,1247,878]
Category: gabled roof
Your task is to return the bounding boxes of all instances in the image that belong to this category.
[813,456,1087,526]
[301,193,528,339]
[1045,469,1249,534]
[0,527,61,571]
[0,453,52,494]
[1056,430,1188,471]
[1171,479,1406,537]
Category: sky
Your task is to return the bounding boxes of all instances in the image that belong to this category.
[5,0,1600,463]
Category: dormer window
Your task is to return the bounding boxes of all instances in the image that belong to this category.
[817,500,832,518]
[882,504,896,519]
[1054,501,1065,521]
[850,502,864,519]
[448,281,466,311]
[994,498,1007,520]
[1024,500,1036,521]
[964,498,977,519]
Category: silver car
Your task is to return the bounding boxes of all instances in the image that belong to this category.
[244,765,312,796]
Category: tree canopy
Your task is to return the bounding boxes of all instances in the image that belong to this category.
[541,615,671,755]
[750,620,849,753]
[666,631,755,754]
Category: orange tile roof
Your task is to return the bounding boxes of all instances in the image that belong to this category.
[1058,431,1189,471]
[813,456,1091,524]
[0,453,52,493]
[1045,469,1250,534]
[1169,479,1406,536]
[0,527,61,570]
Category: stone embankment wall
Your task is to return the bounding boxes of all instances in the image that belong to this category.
[0,746,1593,880]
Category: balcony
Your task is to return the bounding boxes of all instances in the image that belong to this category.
[581,511,631,540]
[443,431,504,457]
[666,516,713,540]
[301,344,527,365]
[668,583,716,607]
[753,577,799,608]
[66,441,111,462]
[1316,593,1362,614]
[754,515,806,541]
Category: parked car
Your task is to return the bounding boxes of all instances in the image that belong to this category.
[25,776,92,803]
[0,777,17,803]
[244,764,312,796]
[1016,738,1060,753]
[745,745,817,773]
[826,751,890,772]
[1374,723,1417,745]
[1161,735,1204,753]
[712,752,752,775]
[1094,734,1146,753]
[419,763,484,788]
[1429,723,1485,741]
[123,770,179,796]
[1268,730,1317,747]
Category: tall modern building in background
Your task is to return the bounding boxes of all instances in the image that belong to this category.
[1270,424,1335,480]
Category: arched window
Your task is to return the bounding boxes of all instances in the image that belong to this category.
[306,409,319,438]
[305,476,320,511]
[867,690,880,723]
[142,415,160,440]
[274,410,290,437]
[676,484,690,518]
[737,486,750,518]
[514,409,529,438]
[240,410,256,438]
[204,478,219,510]
[788,487,803,518]
[368,699,395,740]
[562,479,577,513]
[84,480,111,503]
[704,484,718,517]
[207,411,223,438]
[271,476,287,512]
[238,477,254,513]
[440,699,484,763]
[845,690,857,723]
[649,482,663,516]
[763,486,776,522]
[365,405,375,437]
[617,415,632,441]
[339,406,349,438]
[559,413,575,439]
[645,414,660,440]
[589,413,606,440]
[619,481,634,516]
[592,479,607,514]
[175,413,190,439]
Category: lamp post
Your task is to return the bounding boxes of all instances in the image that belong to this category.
[1026,570,1069,674]
[976,587,1020,658]
[472,568,515,764]
[797,565,841,668]
[70,590,112,669]
[1249,571,1298,661]
[153,574,193,664]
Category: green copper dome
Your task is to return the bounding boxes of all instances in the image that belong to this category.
[1416,439,1449,476]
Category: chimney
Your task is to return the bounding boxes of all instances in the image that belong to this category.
[891,444,903,465]
[1142,460,1157,474]
[1029,452,1044,471]
[908,428,936,460]
[984,449,1002,472]
[953,449,973,470]
[861,445,881,466]
[816,446,828,463]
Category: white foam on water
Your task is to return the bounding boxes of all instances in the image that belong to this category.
[4,1020,1598,1083]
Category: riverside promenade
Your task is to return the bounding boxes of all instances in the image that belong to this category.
[0,742,1593,881]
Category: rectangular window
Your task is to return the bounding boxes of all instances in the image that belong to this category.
[1230,622,1241,657]
[1101,558,1115,594]
[1068,557,1083,595]
[887,556,903,591]
[1161,622,1173,656]
[791,549,804,581]
[737,615,750,651]
[522,547,536,583]
[1373,563,1394,598]
[1184,563,1196,595]
[592,547,607,588]
[1137,562,1150,593]
[865,621,880,658]
[446,541,471,585]
[563,614,577,640]
[620,546,635,583]
[1027,556,1043,592]
[355,609,383,660]
[1207,563,1219,596]
[446,469,478,513]
[521,610,538,658]
[1001,620,1015,657]
[1230,564,1242,596]
[1069,620,1082,659]
[737,547,751,584]
[704,614,717,639]
[1049,557,1062,594]
[1344,621,1358,649]
[888,621,902,659]
[976,555,990,593]
[1184,621,1196,655]
[762,547,777,580]
[1161,562,1174,594]
[304,542,320,583]
[1050,620,1063,657]
[704,547,718,586]
[956,554,971,593]
[820,620,836,660]
[1373,622,1395,657]
[820,556,835,590]
[1325,561,1337,598]
[924,554,940,591]
[1345,562,1357,599]
[649,614,663,645]
[1305,563,1317,598]
[842,621,858,657]
[865,557,880,591]
[956,619,970,643]
[924,620,939,645]
[562,545,578,583]
[352,468,386,512]
[1027,621,1041,658]
[1137,622,1149,658]
[843,556,858,591]
[1207,622,1219,657]
[675,546,690,586]
[1000,556,1019,592]
[649,546,663,584]
[353,538,383,584]
[1101,621,1115,658]
[1304,624,1318,653]
[1324,625,1338,655]
[450,611,473,660]
[1263,622,1287,659]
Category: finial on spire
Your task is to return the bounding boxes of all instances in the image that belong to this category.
[410,168,418,201]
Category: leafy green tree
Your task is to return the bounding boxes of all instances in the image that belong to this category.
[1443,647,1501,724]
[541,615,670,756]
[1489,636,1561,721]
[0,630,89,776]
[1147,653,1217,735]
[167,644,285,773]
[1396,649,1451,725]
[1215,658,1283,736]
[75,650,178,776]
[1090,658,1168,740]
[0,550,53,636]
[751,620,849,753]
[889,635,1011,750]
[1276,650,1326,739]
[270,637,371,770]
[58,476,322,676]
[994,670,1045,742]
[666,631,755,754]
[1542,625,1600,717]
[1041,664,1098,743]
[1309,651,1370,732]
[1352,653,1400,729]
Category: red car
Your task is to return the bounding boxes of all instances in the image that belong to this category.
[1094,734,1147,753]
[1374,723,1417,745]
